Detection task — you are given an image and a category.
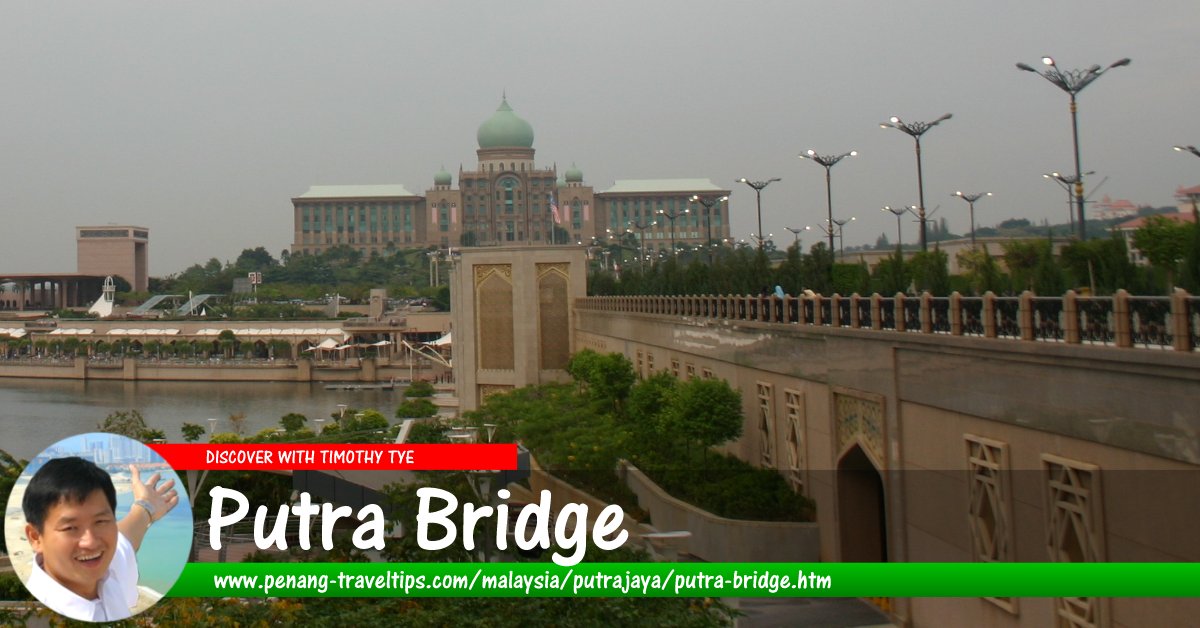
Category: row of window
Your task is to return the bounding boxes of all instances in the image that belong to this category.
[296,232,415,248]
[461,175,556,189]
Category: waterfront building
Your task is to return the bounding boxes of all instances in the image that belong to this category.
[290,97,730,257]
[77,225,149,292]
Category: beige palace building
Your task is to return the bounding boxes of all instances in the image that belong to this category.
[290,97,731,257]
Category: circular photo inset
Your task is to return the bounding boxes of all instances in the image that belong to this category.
[4,433,192,622]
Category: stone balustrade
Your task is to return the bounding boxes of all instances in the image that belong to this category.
[579,288,1200,352]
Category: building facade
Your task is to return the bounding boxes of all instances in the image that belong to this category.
[291,98,731,257]
[75,225,149,292]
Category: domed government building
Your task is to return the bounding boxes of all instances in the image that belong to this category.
[291,97,731,256]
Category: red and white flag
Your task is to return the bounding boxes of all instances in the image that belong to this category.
[550,194,561,224]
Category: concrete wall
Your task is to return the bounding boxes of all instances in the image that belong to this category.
[617,460,820,563]
[575,305,1200,627]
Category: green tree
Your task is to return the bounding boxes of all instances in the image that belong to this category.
[181,422,207,442]
[870,248,908,295]
[566,350,636,411]
[0,450,28,554]
[956,248,1006,295]
[662,378,743,458]
[907,248,950,295]
[1059,237,1138,295]
[396,398,438,418]
[1002,240,1044,292]
[405,380,435,398]
[1182,223,1200,293]
[98,410,163,442]
[280,413,308,433]
[217,329,238,358]
[799,242,834,295]
[1132,215,1191,292]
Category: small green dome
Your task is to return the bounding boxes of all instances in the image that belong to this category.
[557,177,566,187]
[434,166,452,186]
[477,97,534,149]
[565,163,583,183]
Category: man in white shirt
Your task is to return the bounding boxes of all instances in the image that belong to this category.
[22,456,179,622]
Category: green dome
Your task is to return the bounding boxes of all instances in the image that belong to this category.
[434,166,452,186]
[477,98,534,149]
[565,163,583,183]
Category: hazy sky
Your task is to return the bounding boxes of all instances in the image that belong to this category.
[3,1,1199,275]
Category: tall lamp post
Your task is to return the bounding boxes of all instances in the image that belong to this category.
[1017,56,1130,241]
[1175,145,1200,221]
[629,219,656,271]
[831,217,855,260]
[953,191,993,248]
[1043,171,1093,233]
[689,194,729,263]
[656,208,689,258]
[736,178,779,252]
[799,150,856,255]
[785,226,810,249]
[881,205,916,251]
[880,114,952,252]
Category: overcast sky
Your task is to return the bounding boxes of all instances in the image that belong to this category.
[3,1,1199,275]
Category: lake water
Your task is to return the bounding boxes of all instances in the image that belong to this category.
[0,378,407,460]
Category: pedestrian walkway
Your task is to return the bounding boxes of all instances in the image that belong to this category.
[727,597,894,628]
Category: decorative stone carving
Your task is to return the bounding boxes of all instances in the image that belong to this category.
[834,390,885,468]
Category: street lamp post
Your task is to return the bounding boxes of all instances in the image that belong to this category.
[629,219,656,272]
[749,233,773,250]
[799,150,856,255]
[953,191,993,248]
[1043,171,1094,233]
[881,205,916,251]
[880,114,952,252]
[737,178,779,252]
[784,226,810,249]
[657,207,690,259]
[1017,55,1131,241]
[689,195,729,263]
[831,217,855,260]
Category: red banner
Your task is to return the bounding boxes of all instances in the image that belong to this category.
[147,444,517,471]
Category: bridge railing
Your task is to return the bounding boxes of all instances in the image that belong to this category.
[578,289,1199,353]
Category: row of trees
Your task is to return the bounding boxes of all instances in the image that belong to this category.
[591,223,1200,297]
[148,245,450,308]
[0,335,296,360]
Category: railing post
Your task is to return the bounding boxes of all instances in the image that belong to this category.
[830,294,842,327]
[850,293,861,328]
[871,293,882,330]
[1019,290,1035,341]
[813,294,823,326]
[894,292,906,332]
[1172,288,1192,352]
[983,291,997,338]
[921,292,933,334]
[950,291,963,336]
[1063,290,1080,345]
[1114,289,1132,348]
